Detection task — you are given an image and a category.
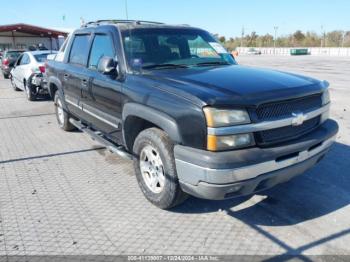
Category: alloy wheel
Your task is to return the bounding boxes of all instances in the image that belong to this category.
[139,145,165,194]
[56,98,65,125]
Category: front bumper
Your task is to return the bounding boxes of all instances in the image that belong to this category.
[175,119,338,200]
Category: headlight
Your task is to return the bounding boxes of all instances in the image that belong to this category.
[203,107,250,127]
[207,133,255,151]
[322,89,330,105]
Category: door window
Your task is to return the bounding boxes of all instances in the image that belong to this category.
[20,54,30,65]
[88,34,115,70]
[69,34,90,66]
[16,54,23,66]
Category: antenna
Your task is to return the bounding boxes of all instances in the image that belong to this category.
[125,0,129,20]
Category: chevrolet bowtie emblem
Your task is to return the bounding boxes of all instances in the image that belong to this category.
[291,112,307,126]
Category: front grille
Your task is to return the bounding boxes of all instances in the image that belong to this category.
[255,94,323,145]
[256,116,320,145]
[256,94,322,120]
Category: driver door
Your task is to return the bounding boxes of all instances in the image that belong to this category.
[82,32,123,143]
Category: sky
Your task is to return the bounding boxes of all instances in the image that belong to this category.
[1,0,349,37]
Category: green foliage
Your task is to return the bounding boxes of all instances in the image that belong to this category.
[220,30,350,51]
[219,36,226,43]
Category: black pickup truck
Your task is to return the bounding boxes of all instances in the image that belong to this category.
[47,20,338,209]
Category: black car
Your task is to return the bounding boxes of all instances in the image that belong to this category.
[47,20,338,209]
[1,49,24,78]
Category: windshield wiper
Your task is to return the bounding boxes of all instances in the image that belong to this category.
[142,63,189,70]
[195,61,230,67]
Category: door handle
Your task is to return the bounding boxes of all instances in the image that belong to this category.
[81,79,88,87]
[63,73,70,81]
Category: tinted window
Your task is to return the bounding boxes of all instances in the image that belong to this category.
[34,54,50,62]
[5,51,23,60]
[88,34,115,70]
[69,34,90,66]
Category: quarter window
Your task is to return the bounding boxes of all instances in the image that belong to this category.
[69,34,90,66]
[88,34,115,70]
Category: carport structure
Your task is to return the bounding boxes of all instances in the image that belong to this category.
[0,23,68,51]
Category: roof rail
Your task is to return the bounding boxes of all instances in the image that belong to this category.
[82,19,164,28]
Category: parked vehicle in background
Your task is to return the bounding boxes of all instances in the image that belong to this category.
[1,49,24,78]
[47,20,338,209]
[11,50,57,100]
[247,48,262,55]
[290,48,309,56]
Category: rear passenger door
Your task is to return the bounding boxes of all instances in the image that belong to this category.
[64,33,92,119]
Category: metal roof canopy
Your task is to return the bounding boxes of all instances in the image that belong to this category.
[0,23,68,38]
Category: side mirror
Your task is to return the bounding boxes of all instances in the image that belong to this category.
[98,56,118,76]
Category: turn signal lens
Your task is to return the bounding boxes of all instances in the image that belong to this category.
[207,133,254,151]
[322,89,330,105]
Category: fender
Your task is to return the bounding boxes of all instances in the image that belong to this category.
[48,76,69,111]
[122,103,183,144]
[48,76,63,98]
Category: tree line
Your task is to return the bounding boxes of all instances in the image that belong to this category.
[216,30,350,51]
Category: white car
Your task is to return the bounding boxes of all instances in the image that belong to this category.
[247,48,262,55]
[10,50,57,101]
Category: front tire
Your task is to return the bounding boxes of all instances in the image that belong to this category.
[54,92,75,131]
[133,128,188,209]
[10,75,20,91]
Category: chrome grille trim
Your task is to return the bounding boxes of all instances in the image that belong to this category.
[207,103,330,136]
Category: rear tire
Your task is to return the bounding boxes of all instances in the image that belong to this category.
[133,128,188,209]
[24,80,37,101]
[54,91,75,131]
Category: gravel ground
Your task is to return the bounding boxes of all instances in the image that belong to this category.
[0,55,349,259]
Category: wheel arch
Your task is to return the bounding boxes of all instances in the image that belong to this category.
[48,76,62,100]
[122,103,183,151]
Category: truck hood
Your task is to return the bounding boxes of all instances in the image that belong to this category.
[145,65,327,107]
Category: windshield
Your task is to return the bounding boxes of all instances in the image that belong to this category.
[122,28,236,70]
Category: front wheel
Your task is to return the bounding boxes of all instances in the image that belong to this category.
[133,128,188,209]
[54,92,75,131]
[10,75,20,91]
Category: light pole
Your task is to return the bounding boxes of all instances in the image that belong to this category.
[241,26,244,47]
[320,25,326,48]
[274,26,278,55]
[342,30,346,48]
[125,0,129,20]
